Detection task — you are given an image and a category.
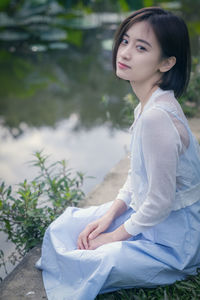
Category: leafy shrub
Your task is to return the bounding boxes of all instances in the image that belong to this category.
[0,151,86,278]
[121,92,138,125]
[96,268,200,299]
[179,56,200,117]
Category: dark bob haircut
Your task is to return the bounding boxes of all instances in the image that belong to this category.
[112,7,191,98]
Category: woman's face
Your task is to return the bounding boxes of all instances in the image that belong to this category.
[116,21,164,86]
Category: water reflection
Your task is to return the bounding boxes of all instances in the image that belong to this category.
[0,47,131,131]
[0,115,130,193]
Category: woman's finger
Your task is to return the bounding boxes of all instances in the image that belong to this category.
[78,228,92,249]
[77,230,88,249]
[88,227,101,240]
[77,235,83,249]
[77,222,98,249]
[82,234,89,249]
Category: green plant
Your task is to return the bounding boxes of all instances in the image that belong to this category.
[121,92,138,126]
[96,269,200,299]
[0,151,86,278]
[179,56,200,117]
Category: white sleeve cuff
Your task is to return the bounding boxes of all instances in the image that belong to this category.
[116,190,132,207]
[124,218,150,236]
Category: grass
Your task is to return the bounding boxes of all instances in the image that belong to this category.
[96,269,200,299]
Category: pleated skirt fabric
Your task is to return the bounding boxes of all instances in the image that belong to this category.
[36,200,200,300]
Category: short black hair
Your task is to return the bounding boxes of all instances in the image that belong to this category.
[112,7,191,98]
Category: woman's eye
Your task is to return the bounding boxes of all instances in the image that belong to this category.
[136,45,146,51]
[121,38,128,45]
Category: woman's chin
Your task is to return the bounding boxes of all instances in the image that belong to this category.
[116,70,130,81]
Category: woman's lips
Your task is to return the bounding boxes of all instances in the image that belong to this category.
[118,62,131,69]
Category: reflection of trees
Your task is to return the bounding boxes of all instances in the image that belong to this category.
[0,0,141,14]
[0,29,131,136]
[0,0,199,53]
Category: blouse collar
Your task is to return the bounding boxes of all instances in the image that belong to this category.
[137,88,174,117]
[129,88,174,133]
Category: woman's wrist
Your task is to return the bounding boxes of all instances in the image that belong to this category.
[112,224,132,242]
[105,199,127,221]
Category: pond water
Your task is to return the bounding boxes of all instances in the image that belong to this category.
[0,0,199,280]
[0,31,132,194]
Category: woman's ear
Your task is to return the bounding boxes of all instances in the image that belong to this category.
[159,56,176,73]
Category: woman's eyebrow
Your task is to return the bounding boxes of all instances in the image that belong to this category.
[136,39,152,48]
[123,33,152,48]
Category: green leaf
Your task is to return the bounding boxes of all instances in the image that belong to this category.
[7,185,12,196]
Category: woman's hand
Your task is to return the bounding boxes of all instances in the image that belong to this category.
[88,225,132,250]
[78,222,132,250]
[77,215,113,250]
[87,232,114,250]
[77,199,129,250]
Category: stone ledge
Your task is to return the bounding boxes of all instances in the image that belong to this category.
[0,246,46,300]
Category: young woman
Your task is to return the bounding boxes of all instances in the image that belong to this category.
[36,7,200,300]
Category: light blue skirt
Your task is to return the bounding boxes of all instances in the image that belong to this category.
[36,200,200,300]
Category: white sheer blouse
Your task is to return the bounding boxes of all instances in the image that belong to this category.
[117,88,200,236]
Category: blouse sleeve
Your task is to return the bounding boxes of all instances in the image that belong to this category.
[124,108,181,236]
[115,104,141,208]
[116,168,133,208]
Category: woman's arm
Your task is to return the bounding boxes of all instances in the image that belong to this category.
[104,198,128,222]
[124,108,181,236]
[77,164,134,249]
[116,168,133,207]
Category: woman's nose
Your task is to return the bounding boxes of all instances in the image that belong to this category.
[120,46,132,60]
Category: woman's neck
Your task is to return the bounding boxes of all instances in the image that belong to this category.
[130,82,159,113]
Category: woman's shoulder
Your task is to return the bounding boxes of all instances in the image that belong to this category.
[141,106,170,126]
[141,89,182,124]
[140,105,182,140]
